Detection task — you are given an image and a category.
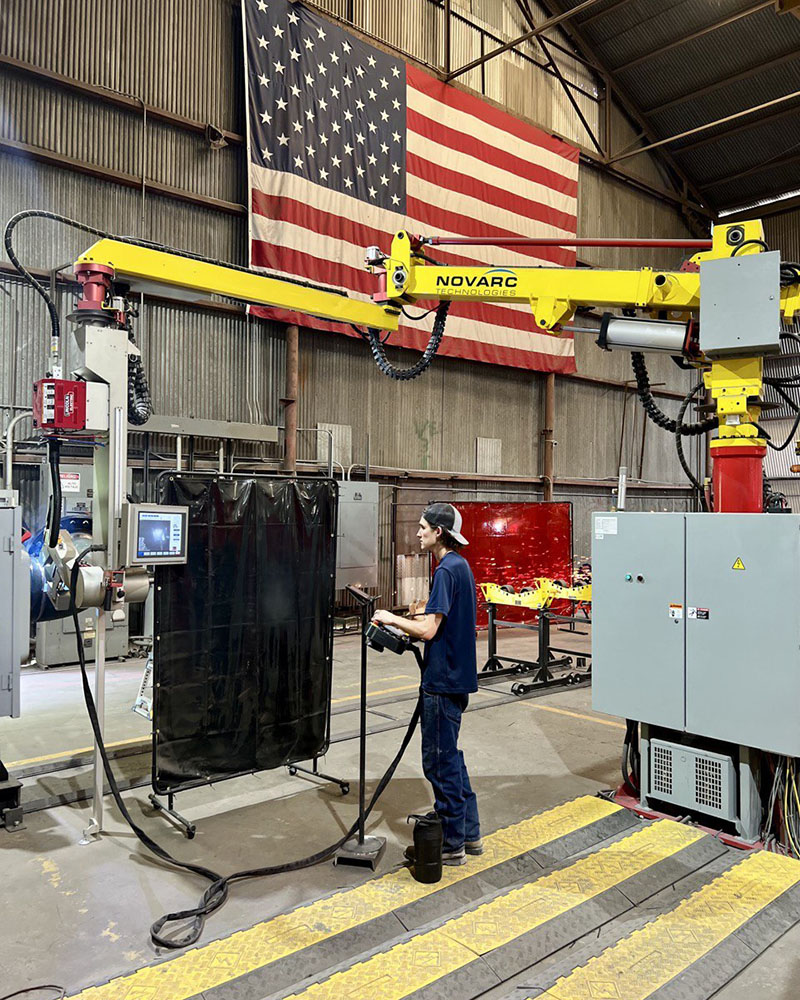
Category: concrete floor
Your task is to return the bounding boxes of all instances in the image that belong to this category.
[0,627,797,998]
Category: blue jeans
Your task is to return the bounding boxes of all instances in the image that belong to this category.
[421,690,480,851]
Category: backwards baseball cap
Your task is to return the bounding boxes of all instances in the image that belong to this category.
[422,502,469,546]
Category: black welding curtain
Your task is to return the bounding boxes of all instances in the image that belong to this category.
[152,474,337,794]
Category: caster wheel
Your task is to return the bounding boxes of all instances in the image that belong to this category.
[288,766,297,776]
[520,587,534,595]
[514,663,526,674]
[511,681,525,696]
[565,657,573,667]
[499,585,516,594]
[187,827,196,840]
[341,784,350,796]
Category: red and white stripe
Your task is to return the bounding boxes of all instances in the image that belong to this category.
[249,63,580,374]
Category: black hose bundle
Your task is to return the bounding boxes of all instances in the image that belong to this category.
[675,380,709,509]
[46,438,62,548]
[631,353,718,436]
[621,719,640,793]
[127,351,153,425]
[362,300,450,380]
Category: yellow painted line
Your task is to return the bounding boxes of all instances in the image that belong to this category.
[69,795,621,1000]
[519,701,626,731]
[288,821,705,999]
[9,681,418,768]
[332,683,419,705]
[7,737,150,770]
[539,850,800,999]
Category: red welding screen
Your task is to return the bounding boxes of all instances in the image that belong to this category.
[455,501,573,629]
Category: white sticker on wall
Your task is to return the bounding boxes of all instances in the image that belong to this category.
[60,473,81,493]
[595,516,618,538]
[669,603,683,619]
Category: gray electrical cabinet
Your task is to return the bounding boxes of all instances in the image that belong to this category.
[336,481,379,589]
[592,511,800,757]
[35,609,129,668]
[0,501,30,719]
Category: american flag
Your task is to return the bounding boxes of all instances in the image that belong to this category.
[243,0,579,374]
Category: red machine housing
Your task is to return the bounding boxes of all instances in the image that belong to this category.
[32,378,87,432]
[711,445,766,513]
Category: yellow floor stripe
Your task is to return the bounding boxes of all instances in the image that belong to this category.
[8,737,150,770]
[331,683,419,705]
[539,850,800,1000]
[519,701,626,731]
[288,821,705,1000]
[69,796,620,1000]
[9,683,418,769]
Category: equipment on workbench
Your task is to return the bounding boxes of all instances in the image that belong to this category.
[480,578,592,611]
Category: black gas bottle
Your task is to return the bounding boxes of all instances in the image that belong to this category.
[408,812,443,883]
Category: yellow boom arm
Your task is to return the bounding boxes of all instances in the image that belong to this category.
[76,239,400,332]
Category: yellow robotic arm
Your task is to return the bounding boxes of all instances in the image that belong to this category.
[76,238,399,332]
[367,220,800,331]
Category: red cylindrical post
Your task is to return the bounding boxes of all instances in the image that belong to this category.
[711,445,766,513]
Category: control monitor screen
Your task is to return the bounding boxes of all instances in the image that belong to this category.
[137,510,186,561]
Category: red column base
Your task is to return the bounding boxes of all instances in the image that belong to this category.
[711,445,766,513]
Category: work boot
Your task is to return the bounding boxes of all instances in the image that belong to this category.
[404,844,467,866]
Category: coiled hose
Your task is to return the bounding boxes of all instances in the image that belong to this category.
[631,352,718,436]
[127,350,153,425]
[364,300,450,380]
[675,380,709,509]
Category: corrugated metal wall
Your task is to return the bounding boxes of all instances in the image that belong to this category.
[1,0,720,587]
[764,207,800,264]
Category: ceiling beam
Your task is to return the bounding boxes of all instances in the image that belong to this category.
[642,47,800,117]
[719,180,800,218]
[616,0,774,74]
[533,0,713,219]
[514,0,604,154]
[608,90,800,164]
[578,0,634,28]
[445,0,608,82]
[703,150,800,190]
[673,102,800,154]
[724,192,800,221]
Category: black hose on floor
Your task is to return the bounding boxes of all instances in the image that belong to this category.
[68,546,421,949]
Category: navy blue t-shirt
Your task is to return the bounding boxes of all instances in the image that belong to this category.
[423,551,478,694]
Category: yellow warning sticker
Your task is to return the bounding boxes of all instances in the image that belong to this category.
[732,557,746,571]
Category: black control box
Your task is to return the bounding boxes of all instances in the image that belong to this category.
[366,622,411,655]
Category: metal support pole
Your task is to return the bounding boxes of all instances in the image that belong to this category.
[4,411,32,490]
[336,586,385,868]
[357,601,369,844]
[444,0,451,76]
[487,602,497,664]
[91,610,106,821]
[283,324,299,474]
[542,373,555,501]
[538,611,551,681]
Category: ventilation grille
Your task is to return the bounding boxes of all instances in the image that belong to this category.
[652,743,674,796]
[696,755,723,811]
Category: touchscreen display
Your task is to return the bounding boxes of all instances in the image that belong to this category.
[137,510,185,560]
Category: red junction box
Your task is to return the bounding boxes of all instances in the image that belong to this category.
[33,378,87,432]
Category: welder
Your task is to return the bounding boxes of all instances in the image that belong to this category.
[372,502,481,865]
